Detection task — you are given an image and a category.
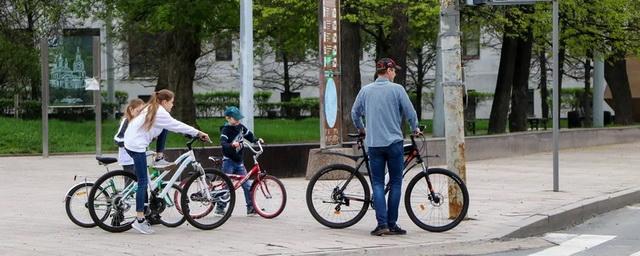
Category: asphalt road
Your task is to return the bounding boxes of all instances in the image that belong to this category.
[482,204,640,256]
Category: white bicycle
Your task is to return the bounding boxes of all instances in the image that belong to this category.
[87,135,235,232]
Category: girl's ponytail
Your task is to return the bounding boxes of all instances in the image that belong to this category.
[143,89,174,131]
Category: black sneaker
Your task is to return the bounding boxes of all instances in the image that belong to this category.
[388,225,407,235]
[370,225,390,236]
[247,207,257,216]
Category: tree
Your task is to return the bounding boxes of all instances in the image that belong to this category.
[405,0,439,121]
[74,0,239,126]
[254,0,318,103]
[340,0,362,140]
[0,0,66,101]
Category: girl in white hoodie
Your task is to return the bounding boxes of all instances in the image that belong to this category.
[124,89,209,234]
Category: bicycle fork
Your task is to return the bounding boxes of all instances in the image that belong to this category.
[421,163,441,205]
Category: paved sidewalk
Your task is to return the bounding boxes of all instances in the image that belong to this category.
[0,142,639,256]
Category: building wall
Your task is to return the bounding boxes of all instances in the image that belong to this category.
[67,19,614,119]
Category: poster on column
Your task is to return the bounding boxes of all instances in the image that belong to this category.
[319,0,341,147]
[48,31,97,106]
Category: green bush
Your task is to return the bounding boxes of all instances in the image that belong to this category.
[20,100,41,119]
[194,91,273,118]
[0,99,41,119]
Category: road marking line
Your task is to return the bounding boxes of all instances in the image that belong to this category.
[542,233,578,245]
[529,234,615,256]
[626,205,640,210]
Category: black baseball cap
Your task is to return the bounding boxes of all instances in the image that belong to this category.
[376,57,402,71]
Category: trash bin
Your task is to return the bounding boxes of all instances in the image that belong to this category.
[604,111,612,125]
[567,111,582,128]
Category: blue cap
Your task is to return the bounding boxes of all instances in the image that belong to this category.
[224,106,244,120]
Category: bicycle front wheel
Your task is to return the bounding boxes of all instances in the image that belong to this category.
[251,175,287,219]
[405,168,469,232]
[88,170,138,233]
[181,169,235,230]
[306,164,370,229]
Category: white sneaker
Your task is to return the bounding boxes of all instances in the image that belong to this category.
[132,219,154,234]
[153,159,173,168]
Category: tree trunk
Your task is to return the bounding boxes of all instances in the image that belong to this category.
[282,51,291,99]
[539,50,549,119]
[555,44,565,121]
[604,52,634,125]
[582,57,593,127]
[488,31,518,134]
[387,2,409,87]
[155,27,200,127]
[340,3,362,141]
[414,47,424,120]
[508,28,533,132]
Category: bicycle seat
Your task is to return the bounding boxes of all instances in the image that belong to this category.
[96,156,118,165]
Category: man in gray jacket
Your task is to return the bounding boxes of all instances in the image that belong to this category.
[351,57,421,236]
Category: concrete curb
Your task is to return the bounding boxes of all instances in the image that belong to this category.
[288,187,640,256]
[503,186,640,239]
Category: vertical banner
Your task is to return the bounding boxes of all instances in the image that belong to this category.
[319,0,341,148]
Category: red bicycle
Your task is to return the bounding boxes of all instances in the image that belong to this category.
[211,140,287,219]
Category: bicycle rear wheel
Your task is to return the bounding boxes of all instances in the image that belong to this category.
[88,170,138,233]
[181,169,235,230]
[404,168,469,232]
[306,164,370,229]
[65,182,109,228]
[251,175,286,219]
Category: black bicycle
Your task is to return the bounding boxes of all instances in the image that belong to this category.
[306,133,469,232]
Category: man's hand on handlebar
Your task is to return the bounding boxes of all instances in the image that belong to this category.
[413,127,423,136]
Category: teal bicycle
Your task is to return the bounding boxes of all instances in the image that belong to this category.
[87,136,234,232]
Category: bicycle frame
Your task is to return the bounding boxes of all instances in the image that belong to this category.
[223,140,266,191]
[119,137,211,206]
[320,134,434,202]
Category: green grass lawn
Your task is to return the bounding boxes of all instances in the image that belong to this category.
[0,116,630,155]
[0,117,320,154]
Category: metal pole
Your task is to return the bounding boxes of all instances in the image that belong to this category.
[593,53,604,128]
[239,0,255,131]
[106,13,116,120]
[40,39,49,158]
[440,0,467,216]
[552,0,559,191]
[433,38,445,137]
[93,36,102,156]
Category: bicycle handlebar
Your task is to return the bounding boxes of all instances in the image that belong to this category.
[242,140,264,155]
[184,134,211,150]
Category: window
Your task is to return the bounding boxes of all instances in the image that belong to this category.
[128,33,159,78]
[215,34,233,61]
[461,19,480,60]
[528,89,535,116]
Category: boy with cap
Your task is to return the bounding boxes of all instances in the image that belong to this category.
[217,106,264,215]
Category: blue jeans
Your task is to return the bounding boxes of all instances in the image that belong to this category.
[156,129,167,153]
[368,141,404,228]
[126,149,148,213]
[222,159,253,208]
